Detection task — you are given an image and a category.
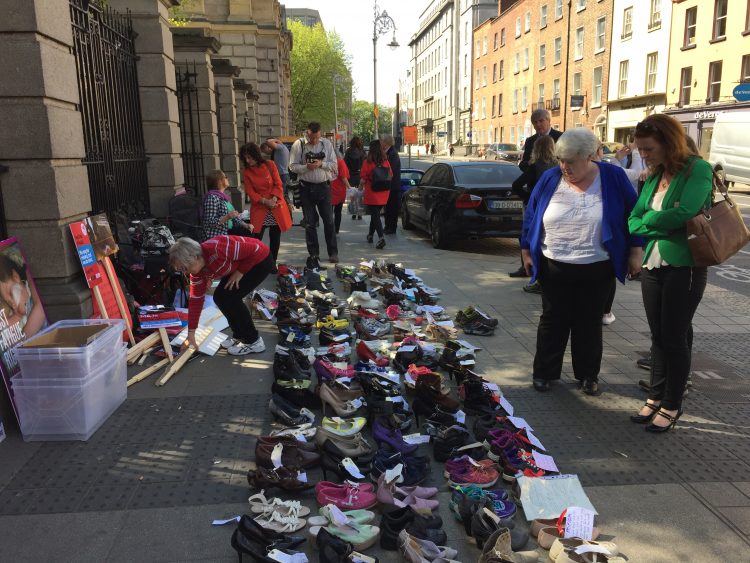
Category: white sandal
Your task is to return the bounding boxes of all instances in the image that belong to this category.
[248,490,310,517]
[253,510,306,533]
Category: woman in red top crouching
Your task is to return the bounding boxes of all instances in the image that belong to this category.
[360,139,392,249]
[168,235,272,355]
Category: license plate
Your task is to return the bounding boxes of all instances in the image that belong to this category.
[488,200,523,209]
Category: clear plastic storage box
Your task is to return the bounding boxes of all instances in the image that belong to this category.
[11,344,127,441]
[13,319,125,380]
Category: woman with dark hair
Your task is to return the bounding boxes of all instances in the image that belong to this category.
[330,149,350,234]
[344,137,366,201]
[201,169,254,241]
[628,114,713,433]
[359,139,392,249]
[241,142,292,272]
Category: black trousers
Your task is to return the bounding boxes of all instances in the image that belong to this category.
[299,181,337,258]
[368,205,384,239]
[333,203,343,233]
[384,187,401,232]
[257,225,281,262]
[212,254,273,344]
[642,265,706,410]
[604,277,616,314]
[533,258,614,382]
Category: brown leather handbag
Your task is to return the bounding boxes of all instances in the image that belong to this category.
[686,171,750,266]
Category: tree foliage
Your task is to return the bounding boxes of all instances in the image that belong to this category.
[351,100,394,145]
[289,21,353,132]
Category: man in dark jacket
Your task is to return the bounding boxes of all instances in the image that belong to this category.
[519,109,563,171]
[381,135,402,234]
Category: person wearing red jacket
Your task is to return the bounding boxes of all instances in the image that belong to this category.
[330,154,350,234]
[168,235,272,355]
[360,139,391,249]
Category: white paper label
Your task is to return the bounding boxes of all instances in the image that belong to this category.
[384,463,404,483]
[533,452,559,472]
[332,361,348,370]
[459,359,476,366]
[328,504,350,526]
[402,433,431,445]
[258,304,273,319]
[350,398,364,409]
[332,417,345,423]
[499,396,514,416]
[294,433,307,442]
[297,471,308,483]
[385,395,403,403]
[483,506,501,524]
[483,382,500,391]
[286,331,295,342]
[349,552,376,563]
[508,416,533,431]
[342,458,365,479]
[468,456,481,467]
[575,545,612,556]
[455,410,466,424]
[404,373,417,386]
[457,441,483,452]
[564,506,596,540]
[331,308,339,319]
[271,443,283,468]
[212,516,241,525]
[332,332,350,342]
[399,344,417,352]
[526,429,546,451]
[457,339,480,351]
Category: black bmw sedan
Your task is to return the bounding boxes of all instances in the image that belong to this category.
[401,161,524,249]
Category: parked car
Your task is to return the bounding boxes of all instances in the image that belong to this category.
[400,169,424,194]
[401,161,524,249]
[709,111,750,187]
[485,143,523,163]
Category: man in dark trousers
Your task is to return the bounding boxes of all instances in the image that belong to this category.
[519,108,563,171]
[382,134,402,234]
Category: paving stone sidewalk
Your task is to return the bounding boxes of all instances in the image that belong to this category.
[1,215,749,563]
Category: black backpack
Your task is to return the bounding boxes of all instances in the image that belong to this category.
[371,164,392,192]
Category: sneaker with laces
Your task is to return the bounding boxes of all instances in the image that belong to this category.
[220,335,238,349]
[228,337,266,355]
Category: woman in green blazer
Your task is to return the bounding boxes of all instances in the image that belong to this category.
[628,114,713,433]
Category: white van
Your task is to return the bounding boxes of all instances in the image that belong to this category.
[708,111,750,187]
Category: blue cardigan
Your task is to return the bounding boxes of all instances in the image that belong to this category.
[520,161,644,283]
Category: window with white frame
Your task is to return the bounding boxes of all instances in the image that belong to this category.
[555,0,563,19]
[515,17,521,37]
[649,0,661,30]
[618,60,629,98]
[464,54,468,76]
[525,12,531,32]
[596,17,606,52]
[742,55,750,83]
[492,95,496,116]
[713,0,727,40]
[573,72,582,97]
[540,44,546,69]
[592,66,602,106]
[515,52,520,73]
[554,37,562,64]
[524,47,529,70]
[541,5,548,28]
[476,40,481,58]
[553,78,560,102]
[645,52,658,94]
[463,86,468,107]
[498,93,503,115]
[622,7,633,39]
[513,89,518,113]
[465,22,468,44]
[482,97,486,118]
[577,0,586,10]
[679,67,692,105]
[493,63,497,82]
[522,86,528,110]
[482,66,487,86]
[575,27,584,60]
[499,60,504,79]
[683,7,697,48]
[500,28,505,46]
[538,83,545,104]
[483,36,488,55]
[493,33,498,50]
[475,69,480,89]
[510,127,515,143]
[708,60,722,102]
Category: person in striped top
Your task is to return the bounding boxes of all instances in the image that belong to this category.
[168,236,272,355]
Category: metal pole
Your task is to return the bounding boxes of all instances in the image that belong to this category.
[373,31,378,139]
[333,77,338,149]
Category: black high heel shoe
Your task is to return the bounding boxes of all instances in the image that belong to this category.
[645,409,683,433]
[237,515,306,550]
[230,528,305,563]
[630,401,660,424]
[320,448,370,482]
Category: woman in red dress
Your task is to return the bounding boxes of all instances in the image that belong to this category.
[359,139,391,249]
[330,152,350,234]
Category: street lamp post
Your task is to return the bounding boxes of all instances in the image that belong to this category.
[373,1,399,140]
[333,73,340,151]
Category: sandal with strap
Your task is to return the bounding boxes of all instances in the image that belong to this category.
[630,401,660,424]
[253,510,307,533]
[646,409,683,433]
[248,490,311,517]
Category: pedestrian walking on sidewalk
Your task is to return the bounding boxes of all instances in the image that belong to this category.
[521,128,643,395]
[519,108,563,172]
[360,139,392,250]
[169,236,273,355]
[330,149,351,234]
[289,122,339,268]
[344,137,366,220]
[628,114,713,433]
[381,134,402,234]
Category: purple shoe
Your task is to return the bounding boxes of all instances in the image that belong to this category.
[373,416,419,455]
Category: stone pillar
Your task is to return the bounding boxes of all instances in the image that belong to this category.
[0,0,92,321]
[172,29,221,181]
[255,33,283,139]
[212,58,241,188]
[235,80,258,143]
[109,0,184,217]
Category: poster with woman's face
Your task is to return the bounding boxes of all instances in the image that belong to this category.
[0,238,48,421]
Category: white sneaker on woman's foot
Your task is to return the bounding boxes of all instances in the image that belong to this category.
[602,313,616,325]
[228,337,266,355]
[220,335,238,349]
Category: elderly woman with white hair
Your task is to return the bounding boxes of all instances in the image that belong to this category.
[169,235,272,355]
[520,128,644,395]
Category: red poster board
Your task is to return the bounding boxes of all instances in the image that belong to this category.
[69,221,105,288]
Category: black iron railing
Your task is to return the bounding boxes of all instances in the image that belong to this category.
[176,64,206,196]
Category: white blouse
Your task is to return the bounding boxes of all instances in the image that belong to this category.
[644,189,669,270]
[541,174,610,264]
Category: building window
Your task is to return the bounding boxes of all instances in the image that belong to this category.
[649,0,661,30]
[742,55,750,83]
[541,5,548,28]
[493,63,497,82]
[499,60,504,80]
[465,22,468,44]
[523,47,529,70]
[645,52,658,94]
[573,72,582,97]
[475,69,480,89]
[476,40,481,58]
[684,7,697,48]
[525,12,531,33]
[493,33,498,50]
[514,53,520,74]
[708,61,722,102]
[622,7,633,40]
[464,54,467,76]
[596,17,606,52]
[746,0,750,33]
[500,28,505,46]
[619,60,629,98]
[713,0,727,40]
[513,89,518,113]
[483,36,488,55]
[554,37,562,64]
[575,27,584,60]
[482,66,487,86]
[539,44,546,69]
[515,17,521,37]
[555,0,563,20]
[592,66,602,106]
[522,86,528,111]
[492,95,496,116]
[538,83,545,105]
[481,97,486,119]
[553,78,560,103]
[679,67,692,105]
[499,93,503,115]
[577,0,586,10]
[510,127,515,143]
[463,86,468,107]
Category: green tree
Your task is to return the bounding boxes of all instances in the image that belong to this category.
[352,100,394,144]
[289,21,352,132]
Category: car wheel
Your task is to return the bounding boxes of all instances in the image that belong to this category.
[401,202,414,230]
[430,213,450,249]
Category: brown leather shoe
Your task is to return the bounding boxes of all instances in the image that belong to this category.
[256,435,318,453]
[246,467,314,492]
[254,443,320,469]
[416,381,460,411]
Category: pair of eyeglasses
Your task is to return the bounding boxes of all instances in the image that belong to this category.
[635,121,659,134]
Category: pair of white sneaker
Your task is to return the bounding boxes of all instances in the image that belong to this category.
[220,335,266,355]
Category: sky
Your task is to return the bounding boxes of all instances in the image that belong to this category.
[282,0,429,107]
